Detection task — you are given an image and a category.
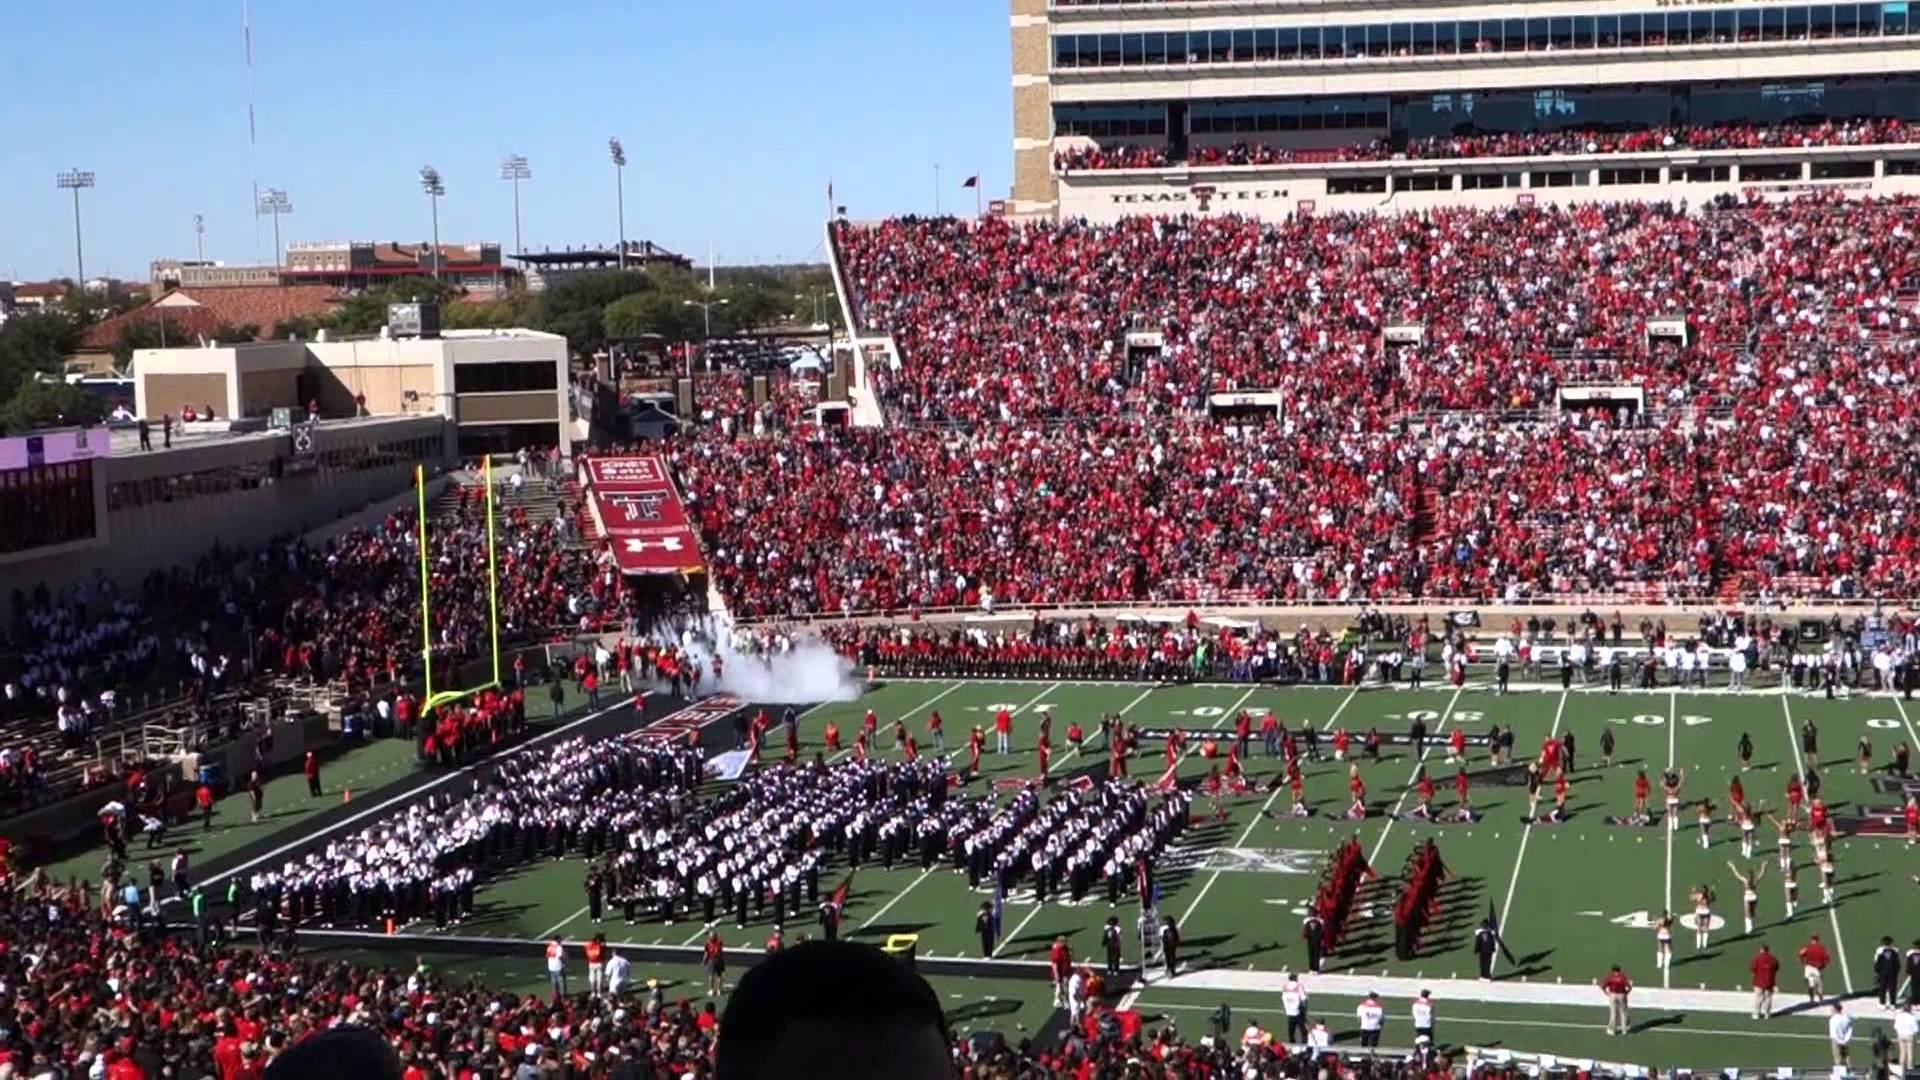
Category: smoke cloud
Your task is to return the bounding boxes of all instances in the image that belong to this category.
[659,635,864,705]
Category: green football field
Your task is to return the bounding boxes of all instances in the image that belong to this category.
[404,675,1920,1069]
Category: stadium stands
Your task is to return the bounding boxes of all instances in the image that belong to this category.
[768,197,1920,610]
[1052,118,1920,171]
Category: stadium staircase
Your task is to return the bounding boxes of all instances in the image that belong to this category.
[823,217,893,428]
[430,467,592,548]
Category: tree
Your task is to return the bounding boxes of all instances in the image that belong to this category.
[272,315,325,341]
[603,290,704,342]
[212,323,261,345]
[326,278,462,335]
[530,269,656,357]
[111,316,200,369]
[442,294,531,331]
[0,376,107,434]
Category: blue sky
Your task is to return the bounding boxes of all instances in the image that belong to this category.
[0,1,1010,281]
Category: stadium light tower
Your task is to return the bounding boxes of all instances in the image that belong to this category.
[499,154,531,257]
[55,168,96,285]
[419,166,446,281]
[194,213,206,263]
[609,137,628,272]
[683,296,728,340]
[256,188,293,267]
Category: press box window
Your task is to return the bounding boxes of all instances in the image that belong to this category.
[454,361,560,394]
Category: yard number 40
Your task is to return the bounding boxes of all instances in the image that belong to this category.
[1606,714,1714,727]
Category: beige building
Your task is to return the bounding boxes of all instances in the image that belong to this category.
[134,327,571,458]
[1011,0,1920,219]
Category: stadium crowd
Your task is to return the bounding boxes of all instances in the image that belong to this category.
[0,866,1576,1079]
[779,196,1920,608]
[1051,117,1920,170]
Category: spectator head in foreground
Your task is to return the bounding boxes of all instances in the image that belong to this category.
[717,940,951,1080]
[264,1025,402,1080]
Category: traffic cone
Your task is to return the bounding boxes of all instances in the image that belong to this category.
[342,787,351,805]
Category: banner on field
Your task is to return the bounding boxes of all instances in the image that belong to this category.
[584,454,707,577]
[704,749,755,782]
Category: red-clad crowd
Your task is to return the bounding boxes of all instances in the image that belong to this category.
[753,197,1920,607]
[670,417,1410,617]
[0,875,725,1079]
[248,493,610,694]
[1052,117,1920,171]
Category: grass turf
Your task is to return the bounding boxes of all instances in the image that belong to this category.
[426,676,1920,1068]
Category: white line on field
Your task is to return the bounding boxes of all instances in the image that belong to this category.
[859,866,936,932]
[1176,684,1362,930]
[992,896,1046,957]
[537,905,591,942]
[1779,692,1853,995]
[1888,694,1920,768]
[830,683,964,762]
[1489,688,1568,977]
[1663,689,1676,989]
[1365,685,1465,868]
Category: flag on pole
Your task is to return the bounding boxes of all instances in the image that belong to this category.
[829,872,854,913]
[961,174,980,188]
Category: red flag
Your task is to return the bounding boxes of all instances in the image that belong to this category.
[961,174,979,188]
[828,872,853,911]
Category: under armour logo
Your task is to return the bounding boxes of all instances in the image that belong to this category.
[624,536,684,553]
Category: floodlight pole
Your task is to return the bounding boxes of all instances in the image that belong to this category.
[56,168,96,284]
[609,138,628,271]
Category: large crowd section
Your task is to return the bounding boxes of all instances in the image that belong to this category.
[0,478,609,814]
[691,195,1920,617]
[1052,117,1920,171]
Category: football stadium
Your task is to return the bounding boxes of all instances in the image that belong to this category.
[6,0,1920,1076]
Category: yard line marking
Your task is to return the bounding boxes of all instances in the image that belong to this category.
[1365,685,1465,868]
[1131,999,1843,1043]
[538,905,591,942]
[1663,689,1677,989]
[830,683,962,762]
[992,893,1047,957]
[859,866,936,932]
[1779,692,1854,996]
[1176,685,1361,930]
[1154,685,1259,790]
[199,692,650,890]
[1490,688,1569,977]
[1888,694,1920,764]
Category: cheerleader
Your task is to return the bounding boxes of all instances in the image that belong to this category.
[1549,770,1570,823]
[1689,884,1717,950]
[1728,775,1746,814]
[1412,767,1436,820]
[1696,798,1715,850]
[1769,813,1797,874]
[1454,767,1474,821]
[1735,800,1759,859]
[1524,763,1545,821]
[1781,857,1799,918]
[1784,773,1805,825]
[1346,764,1368,820]
[1446,726,1467,765]
[1633,768,1652,824]
[1727,861,1766,936]
[1857,734,1873,776]
[1737,731,1754,772]
[1663,769,1686,831]
[1655,910,1675,970]
[1904,793,1918,847]
[1287,764,1310,818]
[1332,728,1351,762]
[1818,850,1837,906]
[1600,726,1616,768]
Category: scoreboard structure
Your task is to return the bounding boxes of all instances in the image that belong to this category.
[0,428,108,564]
